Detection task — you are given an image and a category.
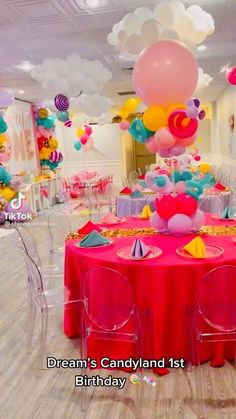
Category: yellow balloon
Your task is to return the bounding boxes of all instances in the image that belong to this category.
[0,133,7,146]
[48,137,58,150]
[143,106,167,131]
[38,108,49,119]
[199,163,211,174]
[166,103,187,116]
[39,147,52,160]
[124,98,138,113]
[119,109,129,119]
[0,187,16,201]
[76,128,84,138]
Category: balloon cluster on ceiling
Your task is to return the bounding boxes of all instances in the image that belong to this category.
[33,104,63,170]
[107,1,214,56]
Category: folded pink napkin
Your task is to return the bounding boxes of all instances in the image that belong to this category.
[100,212,118,224]
[131,239,149,259]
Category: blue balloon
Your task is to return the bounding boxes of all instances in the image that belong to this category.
[43,115,56,129]
[37,118,44,126]
[181,171,192,181]
[171,171,181,183]
[57,111,69,122]
[128,119,154,143]
[74,141,82,151]
[185,180,203,200]
[0,120,7,133]
[155,176,167,187]
[0,166,12,185]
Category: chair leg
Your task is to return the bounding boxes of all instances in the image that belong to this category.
[80,307,90,412]
[26,297,36,353]
[37,309,48,369]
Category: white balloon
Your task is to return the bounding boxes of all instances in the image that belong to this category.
[190,30,206,45]
[117,30,127,42]
[107,32,117,45]
[134,7,153,22]
[123,13,141,35]
[160,29,180,41]
[153,2,176,28]
[141,19,161,44]
[125,34,146,55]
[173,14,194,39]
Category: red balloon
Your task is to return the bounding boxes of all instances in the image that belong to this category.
[168,110,198,138]
[156,194,177,220]
[175,193,197,216]
[226,67,236,86]
[37,136,46,150]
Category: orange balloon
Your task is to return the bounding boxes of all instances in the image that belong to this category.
[166,103,187,117]
[143,106,167,131]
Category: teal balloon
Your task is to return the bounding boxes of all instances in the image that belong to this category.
[198,173,214,186]
[0,166,12,185]
[40,159,48,166]
[0,120,7,133]
[48,161,58,169]
[155,176,167,187]
[128,119,154,144]
[171,171,181,183]
[37,118,44,126]
[185,180,203,200]
[181,171,192,181]
[74,141,82,151]
[57,111,69,122]
[43,115,56,128]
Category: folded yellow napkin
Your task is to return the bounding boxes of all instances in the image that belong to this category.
[141,205,152,219]
[183,237,206,258]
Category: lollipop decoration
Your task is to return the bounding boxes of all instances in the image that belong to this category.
[54,93,70,111]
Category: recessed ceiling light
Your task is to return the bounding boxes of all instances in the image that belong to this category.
[16,61,33,72]
[18,90,25,94]
[78,0,107,9]
[197,45,207,51]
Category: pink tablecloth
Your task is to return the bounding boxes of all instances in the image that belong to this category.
[64,215,236,371]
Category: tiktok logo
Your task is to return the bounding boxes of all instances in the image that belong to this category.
[10,192,26,210]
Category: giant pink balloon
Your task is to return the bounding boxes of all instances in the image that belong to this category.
[132,40,198,107]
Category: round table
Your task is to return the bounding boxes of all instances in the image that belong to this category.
[116,191,232,217]
[64,215,236,374]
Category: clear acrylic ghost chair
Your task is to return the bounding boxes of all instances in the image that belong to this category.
[198,195,224,215]
[20,248,82,369]
[188,266,236,418]
[47,212,72,265]
[15,225,63,277]
[129,170,139,188]
[80,267,143,417]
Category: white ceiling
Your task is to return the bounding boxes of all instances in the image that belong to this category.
[0,0,236,106]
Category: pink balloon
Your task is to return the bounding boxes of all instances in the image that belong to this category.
[176,134,197,147]
[169,145,185,156]
[85,125,93,136]
[120,120,130,131]
[80,134,88,145]
[145,136,159,153]
[132,40,198,107]
[150,211,167,232]
[83,137,94,152]
[167,214,193,235]
[186,106,199,119]
[154,127,176,149]
[191,209,205,229]
[226,67,236,85]
[175,181,187,193]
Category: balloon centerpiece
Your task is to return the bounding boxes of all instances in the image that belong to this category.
[74,125,94,152]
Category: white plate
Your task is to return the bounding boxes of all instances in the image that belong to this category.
[176,245,224,260]
[117,246,162,261]
[74,239,113,249]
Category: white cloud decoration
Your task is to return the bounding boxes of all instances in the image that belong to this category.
[107,1,215,56]
[31,53,112,97]
[70,93,113,118]
[195,67,213,92]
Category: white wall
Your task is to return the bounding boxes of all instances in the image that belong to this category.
[60,123,122,184]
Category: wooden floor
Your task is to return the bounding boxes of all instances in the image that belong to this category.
[0,211,236,419]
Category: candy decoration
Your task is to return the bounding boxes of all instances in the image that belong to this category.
[198,110,206,120]
[64,119,72,127]
[49,150,63,163]
[168,110,198,139]
[54,93,69,111]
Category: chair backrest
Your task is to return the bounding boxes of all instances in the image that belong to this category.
[197,265,236,332]
[15,225,41,266]
[20,248,47,308]
[82,267,135,331]
[47,212,72,246]
[198,196,224,214]
[129,171,139,186]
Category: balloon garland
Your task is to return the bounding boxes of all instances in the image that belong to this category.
[33,104,63,170]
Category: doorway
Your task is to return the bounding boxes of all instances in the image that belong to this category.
[134,140,156,173]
